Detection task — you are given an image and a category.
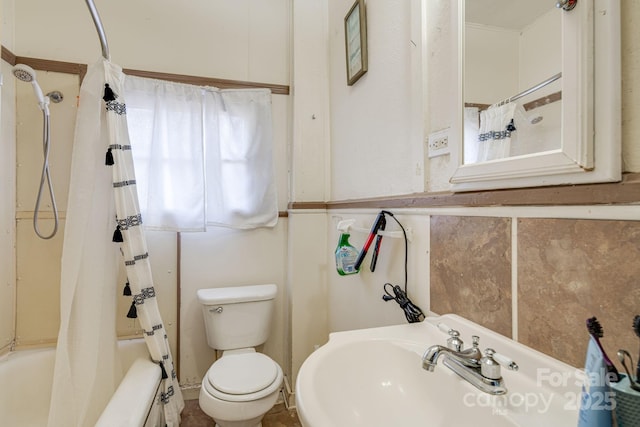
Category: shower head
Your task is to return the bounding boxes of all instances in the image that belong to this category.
[12,63,48,114]
[12,63,36,82]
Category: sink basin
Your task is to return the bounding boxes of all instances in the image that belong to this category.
[296,314,581,427]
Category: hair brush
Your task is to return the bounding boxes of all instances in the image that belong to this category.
[633,315,640,380]
[586,317,621,382]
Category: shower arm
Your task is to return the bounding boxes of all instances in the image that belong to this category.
[84,0,110,60]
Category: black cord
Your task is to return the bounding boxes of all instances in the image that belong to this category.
[379,211,425,323]
[383,283,425,323]
[381,211,407,292]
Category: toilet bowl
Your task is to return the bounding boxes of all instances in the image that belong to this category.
[199,349,283,427]
[196,285,283,427]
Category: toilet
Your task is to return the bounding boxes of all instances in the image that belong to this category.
[197,284,283,427]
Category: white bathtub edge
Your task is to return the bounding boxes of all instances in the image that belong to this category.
[95,358,161,427]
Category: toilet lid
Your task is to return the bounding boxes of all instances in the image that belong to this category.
[207,352,278,395]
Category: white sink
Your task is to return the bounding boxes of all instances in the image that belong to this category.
[296,314,581,427]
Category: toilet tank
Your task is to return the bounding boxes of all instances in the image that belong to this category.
[196,284,277,351]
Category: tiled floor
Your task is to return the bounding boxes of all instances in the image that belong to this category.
[181,399,302,427]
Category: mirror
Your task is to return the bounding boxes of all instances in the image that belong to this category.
[451,0,621,192]
[463,0,560,164]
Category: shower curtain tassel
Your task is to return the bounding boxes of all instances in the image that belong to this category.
[112,225,123,242]
[159,362,169,380]
[126,300,137,318]
[105,147,114,165]
[103,83,116,101]
[123,279,132,296]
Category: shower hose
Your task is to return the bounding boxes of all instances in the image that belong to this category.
[33,109,59,239]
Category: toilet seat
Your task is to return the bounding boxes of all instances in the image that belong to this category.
[203,352,283,403]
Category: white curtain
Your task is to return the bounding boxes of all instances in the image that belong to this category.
[104,62,184,425]
[204,89,277,229]
[48,58,122,427]
[508,104,536,157]
[123,78,205,231]
[124,76,277,231]
[476,102,517,162]
[47,59,184,427]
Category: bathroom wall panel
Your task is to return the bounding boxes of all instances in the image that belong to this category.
[15,218,63,346]
[518,218,640,368]
[326,212,430,333]
[13,0,291,86]
[0,59,17,352]
[289,212,328,390]
[430,215,512,338]
[14,71,76,347]
[15,71,77,215]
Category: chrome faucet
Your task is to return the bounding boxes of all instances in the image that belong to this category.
[422,326,518,395]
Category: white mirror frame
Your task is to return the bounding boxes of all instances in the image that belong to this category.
[450,0,621,192]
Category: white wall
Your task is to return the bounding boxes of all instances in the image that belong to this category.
[328,0,425,200]
[425,0,461,192]
[621,1,640,171]
[0,0,17,352]
[518,9,561,94]
[0,61,16,353]
[287,211,328,389]
[290,0,330,202]
[179,223,288,390]
[325,211,430,333]
[13,0,290,86]
[464,24,518,105]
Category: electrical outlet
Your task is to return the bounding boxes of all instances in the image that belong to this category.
[427,128,451,158]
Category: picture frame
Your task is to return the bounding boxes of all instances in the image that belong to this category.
[344,0,368,86]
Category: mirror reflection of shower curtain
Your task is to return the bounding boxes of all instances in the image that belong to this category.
[476,102,517,162]
[47,59,184,427]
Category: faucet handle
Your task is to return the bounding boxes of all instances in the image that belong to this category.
[437,322,454,334]
[492,351,519,371]
[480,348,519,380]
[480,348,502,380]
[471,335,480,348]
[446,329,463,351]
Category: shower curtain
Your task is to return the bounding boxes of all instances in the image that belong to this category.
[476,102,517,162]
[48,59,183,427]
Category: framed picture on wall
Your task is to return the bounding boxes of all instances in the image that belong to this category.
[344,0,368,86]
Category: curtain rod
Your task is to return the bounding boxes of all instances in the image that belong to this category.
[498,72,562,106]
[85,0,110,60]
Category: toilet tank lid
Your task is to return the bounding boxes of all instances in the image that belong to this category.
[197,284,277,305]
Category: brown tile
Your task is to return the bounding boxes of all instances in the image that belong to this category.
[518,218,640,368]
[180,399,301,427]
[263,403,303,427]
[430,216,512,337]
[181,399,214,427]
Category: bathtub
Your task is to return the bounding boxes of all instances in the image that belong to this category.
[0,338,163,427]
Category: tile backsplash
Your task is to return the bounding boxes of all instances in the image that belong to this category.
[430,215,640,368]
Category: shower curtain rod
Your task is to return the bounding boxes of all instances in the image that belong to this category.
[85,0,110,60]
[499,72,562,106]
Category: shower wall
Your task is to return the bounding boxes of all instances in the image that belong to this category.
[0,0,15,353]
[0,60,16,354]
